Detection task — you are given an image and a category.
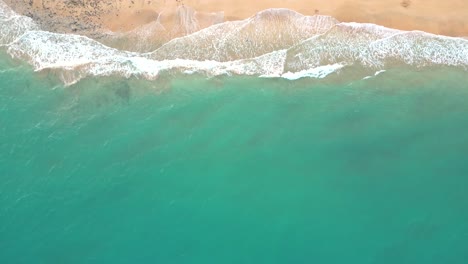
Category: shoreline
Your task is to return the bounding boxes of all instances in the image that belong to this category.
[3,0,468,38]
[1,0,467,85]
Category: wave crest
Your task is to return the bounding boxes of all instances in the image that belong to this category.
[1,1,467,85]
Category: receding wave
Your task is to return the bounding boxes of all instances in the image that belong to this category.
[98,5,225,53]
[148,9,338,61]
[1,0,467,85]
[284,23,468,72]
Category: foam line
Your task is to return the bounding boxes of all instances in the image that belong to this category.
[0,0,467,86]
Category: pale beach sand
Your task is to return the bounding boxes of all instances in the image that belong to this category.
[3,0,468,38]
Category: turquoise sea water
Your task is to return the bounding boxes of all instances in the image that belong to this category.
[2,50,468,263]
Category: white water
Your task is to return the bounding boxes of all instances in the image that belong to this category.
[1,0,467,85]
[0,1,39,46]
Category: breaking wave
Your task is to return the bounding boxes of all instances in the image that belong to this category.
[1,0,467,85]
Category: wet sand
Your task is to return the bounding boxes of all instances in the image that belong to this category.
[3,0,468,37]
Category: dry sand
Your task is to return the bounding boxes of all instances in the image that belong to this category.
[4,0,468,37]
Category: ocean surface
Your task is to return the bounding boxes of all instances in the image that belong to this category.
[2,1,468,263]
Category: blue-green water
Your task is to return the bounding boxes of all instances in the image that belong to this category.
[2,56,468,263]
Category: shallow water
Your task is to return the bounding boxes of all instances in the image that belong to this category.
[2,0,468,262]
[2,56,468,263]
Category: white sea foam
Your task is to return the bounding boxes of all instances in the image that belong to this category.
[362,70,386,80]
[7,31,131,70]
[0,0,15,18]
[0,1,39,46]
[149,9,339,61]
[0,0,467,86]
[282,64,345,80]
[283,23,468,72]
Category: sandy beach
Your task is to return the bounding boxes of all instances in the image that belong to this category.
[3,0,468,38]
